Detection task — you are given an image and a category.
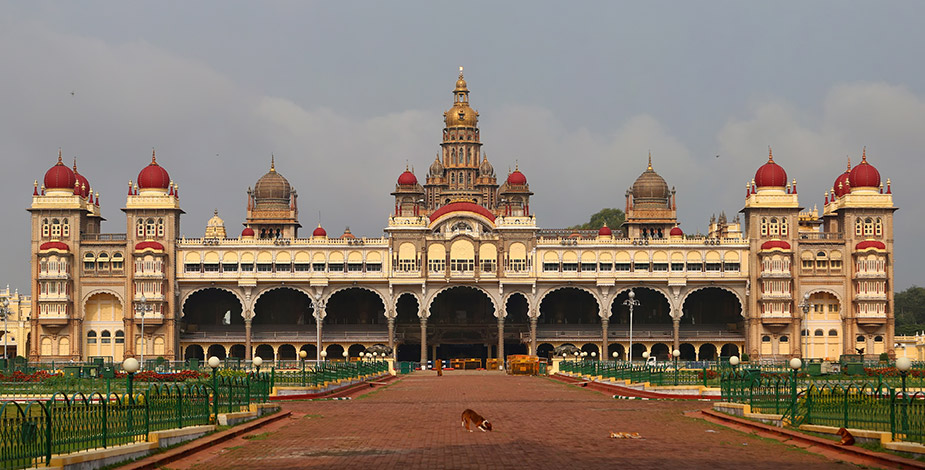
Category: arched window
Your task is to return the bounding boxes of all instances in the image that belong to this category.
[100,330,111,344]
[780,218,788,236]
[857,335,865,343]
[875,218,882,237]
[157,218,165,238]
[51,218,61,238]
[111,252,124,270]
[87,331,97,344]
[769,218,779,237]
[814,329,824,337]
[137,219,145,237]
[146,218,156,238]
[874,335,883,343]
[760,218,768,237]
[83,252,95,271]
[62,219,69,237]
[115,330,125,344]
[761,335,771,343]
[780,336,789,343]
[864,217,874,236]
[97,252,110,270]
[42,218,50,238]
[828,329,838,336]
[855,219,863,236]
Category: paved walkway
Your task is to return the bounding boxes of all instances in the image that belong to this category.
[164,371,857,469]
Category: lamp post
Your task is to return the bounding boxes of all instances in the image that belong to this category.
[897,356,912,434]
[591,351,598,376]
[798,293,810,360]
[729,355,740,370]
[134,295,153,369]
[0,297,10,362]
[320,350,327,362]
[789,357,802,416]
[624,290,640,363]
[672,349,681,385]
[299,350,307,386]
[123,357,139,401]
[253,355,263,374]
[208,356,221,421]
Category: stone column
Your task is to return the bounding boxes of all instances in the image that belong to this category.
[672,317,681,353]
[420,315,427,364]
[529,316,538,356]
[124,318,134,357]
[315,300,325,361]
[497,316,505,370]
[244,318,252,360]
[387,316,396,357]
[601,317,609,359]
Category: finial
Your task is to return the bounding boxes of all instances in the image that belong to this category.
[270,154,275,172]
[846,156,851,171]
[515,160,519,171]
[151,148,157,164]
[57,148,63,164]
[33,180,38,196]
[459,66,464,78]
[861,146,867,163]
[73,157,78,171]
[214,208,219,216]
[647,151,653,171]
[768,146,774,162]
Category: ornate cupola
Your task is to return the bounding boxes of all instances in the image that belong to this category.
[623,153,677,239]
[498,163,533,216]
[205,209,227,239]
[245,156,301,239]
[392,165,425,216]
[425,67,499,211]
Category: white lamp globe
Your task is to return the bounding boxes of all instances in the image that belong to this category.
[320,350,327,358]
[612,351,618,358]
[628,290,635,299]
[789,358,802,370]
[208,356,221,369]
[123,357,140,374]
[299,350,307,359]
[591,352,597,358]
[342,350,349,358]
[253,356,264,368]
[896,357,912,372]
[642,351,649,359]
[729,356,740,366]
[672,349,681,358]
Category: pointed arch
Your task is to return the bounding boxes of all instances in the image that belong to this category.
[424,285,500,319]
[180,287,245,319]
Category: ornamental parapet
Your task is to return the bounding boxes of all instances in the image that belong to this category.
[179,237,389,246]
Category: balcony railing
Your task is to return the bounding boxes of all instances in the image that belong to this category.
[81,233,127,241]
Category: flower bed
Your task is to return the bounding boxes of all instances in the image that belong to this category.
[0,370,59,382]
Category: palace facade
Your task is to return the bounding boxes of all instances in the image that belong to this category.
[26,70,897,365]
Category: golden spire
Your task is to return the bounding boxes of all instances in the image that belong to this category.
[768,146,774,163]
[57,148,63,164]
[847,156,851,171]
[151,148,157,164]
[270,154,276,172]
[459,66,464,79]
[647,151,653,171]
[861,146,867,163]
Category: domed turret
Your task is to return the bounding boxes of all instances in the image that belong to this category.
[72,159,91,198]
[205,209,226,239]
[241,227,255,238]
[397,166,418,186]
[507,167,527,186]
[444,67,479,128]
[754,148,787,188]
[849,148,880,190]
[630,155,670,207]
[253,157,292,210]
[833,158,851,198]
[479,155,494,177]
[137,150,171,191]
[312,224,327,238]
[598,223,612,237]
[429,155,444,177]
[669,226,684,238]
[43,150,76,193]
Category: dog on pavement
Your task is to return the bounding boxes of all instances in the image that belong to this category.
[461,409,492,432]
[836,427,855,446]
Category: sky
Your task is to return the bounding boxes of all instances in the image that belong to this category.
[2,1,924,292]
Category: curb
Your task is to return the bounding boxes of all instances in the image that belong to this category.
[699,409,925,470]
[270,374,396,400]
[550,373,716,400]
[120,411,291,470]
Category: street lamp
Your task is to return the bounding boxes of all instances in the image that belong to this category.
[253,355,263,374]
[789,358,802,415]
[0,297,10,361]
[134,295,153,369]
[624,290,640,363]
[896,357,912,399]
[320,350,327,362]
[672,349,681,385]
[798,293,811,360]
[123,357,140,401]
[299,350,307,386]
[729,355,740,369]
[208,356,221,420]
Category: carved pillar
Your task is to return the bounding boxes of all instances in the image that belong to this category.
[601,316,609,359]
[529,316,538,356]
[244,318,252,360]
[420,315,427,364]
[124,318,134,357]
[315,301,325,361]
[387,316,396,358]
[672,317,681,353]
[497,316,504,370]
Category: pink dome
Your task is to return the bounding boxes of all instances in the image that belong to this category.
[507,169,527,186]
[429,202,496,222]
[669,226,683,237]
[760,240,791,251]
[598,224,612,236]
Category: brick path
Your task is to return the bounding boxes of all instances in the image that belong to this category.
[164,371,856,469]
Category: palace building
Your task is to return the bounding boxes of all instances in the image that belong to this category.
[26,70,897,365]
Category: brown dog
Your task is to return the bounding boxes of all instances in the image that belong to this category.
[461,409,492,432]
[836,427,855,446]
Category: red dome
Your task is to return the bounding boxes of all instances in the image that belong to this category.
[855,240,886,251]
[598,225,612,236]
[754,149,787,187]
[241,227,255,237]
[137,151,171,189]
[669,226,683,237]
[39,241,69,252]
[44,154,76,191]
[135,240,165,251]
[507,169,527,186]
[429,202,496,222]
[848,149,880,189]
[760,240,791,251]
[312,225,327,237]
[833,162,851,198]
[74,171,90,198]
[397,170,418,186]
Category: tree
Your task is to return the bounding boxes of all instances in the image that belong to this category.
[894,286,925,334]
[568,208,625,231]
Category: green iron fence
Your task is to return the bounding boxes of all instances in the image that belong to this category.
[271,361,388,387]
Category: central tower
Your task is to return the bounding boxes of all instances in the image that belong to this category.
[425,67,498,210]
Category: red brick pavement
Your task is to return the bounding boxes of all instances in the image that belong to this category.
[163,371,856,469]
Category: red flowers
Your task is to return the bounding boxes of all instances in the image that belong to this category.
[0,370,59,382]
[113,370,210,382]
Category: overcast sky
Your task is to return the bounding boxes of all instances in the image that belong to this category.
[2,2,924,292]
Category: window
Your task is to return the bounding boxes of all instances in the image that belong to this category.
[347,262,364,272]
[780,336,789,343]
[42,219,50,238]
[184,263,201,273]
[294,263,310,272]
[509,259,527,271]
[328,262,344,272]
[769,218,779,237]
[480,260,497,272]
[203,263,219,272]
[671,263,684,272]
[562,262,578,272]
[115,331,125,344]
[62,219,69,237]
[580,263,596,272]
[828,329,838,336]
[653,263,668,272]
[864,218,874,236]
[137,219,145,237]
[615,263,631,272]
[830,260,842,270]
[450,259,474,272]
[543,262,559,272]
[101,330,111,344]
[146,218,156,238]
[157,219,165,238]
[705,263,722,272]
[856,335,865,343]
[111,253,124,270]
[633,263,650,272]
[802,259,813,270]
[780,218,788,236]
[257,263,273,272]
[686,263,702,272]
[723,263,740,272]
[223,263,239,272]
[760,218,768,237]
[761,335,771,343]
[814,329,824,337]
[97,253,109,270]
[855,219,863,236]
[312,263,326,272]
[366,263,381,272]
[51,219,61,238]
[240,263,254,272]
[276,263,292,273]
[875,218,882,237]
[599,263,613,272]
[87,331,97,344]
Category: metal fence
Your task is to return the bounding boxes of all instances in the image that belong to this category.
[0,373,271,470]
[271,360,388,387]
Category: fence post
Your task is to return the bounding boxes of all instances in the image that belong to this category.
[177,387,183,429]
[102,393,108,448]
[703,364,708,387]
[843,387,849,429]
[44,401,52,466]
[890,391,896,441]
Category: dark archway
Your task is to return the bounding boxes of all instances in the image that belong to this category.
[325,288,385,325]
[255,344,274,361]
[396,343,420,362]
[650,343,670,360]
[277,344,297,361]
[428,287,496,362]
[299,344,317,360]
[721,343,740,357]
[537,343,554,358]
[183,289,243,327]
[681,288,743,327]
[699,343,717,361]
[395,293,420,324]
[325,344,345,361]
[631,343,646,360]
[607,343,626,361]
[539,288,599,325]
[505,294,529,324]
[581,343,600,356]
[347,344,366,358]
[429,287,495,324]
[253,288,313,325]
[184,344,204,361]
[207,344,226,360]
[679,343,696,361]
[229,344,246,359]
[610,288,671,325]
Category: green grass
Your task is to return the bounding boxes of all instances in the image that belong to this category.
[243,432,273,441]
